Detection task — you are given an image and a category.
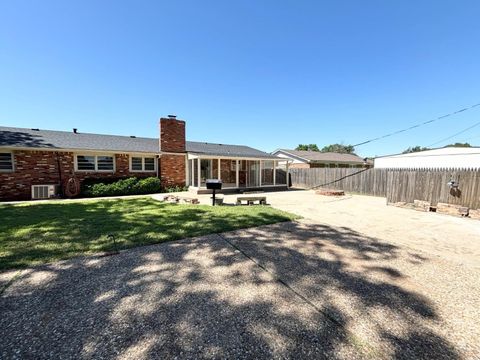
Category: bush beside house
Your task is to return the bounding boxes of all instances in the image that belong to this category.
[82,177,162,197]
[81,177,189,197]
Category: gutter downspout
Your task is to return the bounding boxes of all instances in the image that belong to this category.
[55,152,64,197]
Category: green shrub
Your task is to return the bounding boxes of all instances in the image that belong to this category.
[83,177,162,197]
[134,177,162,194]
[165,185,189,193]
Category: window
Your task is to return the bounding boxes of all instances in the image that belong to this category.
[76,155,95,170]
[97,156,114,171]
[130,156,156,172]
[0,152,13,171]
[131,157,143,171]
[144,158,155,171]
[76,155,114,172]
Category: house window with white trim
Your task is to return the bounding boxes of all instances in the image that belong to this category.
[0,152,13,172]
[130,156,156,172]
[76,155,114,172]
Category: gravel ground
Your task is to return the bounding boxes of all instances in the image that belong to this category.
[223,220,480,359]
[166,190,480,268]
[1,234,368,360]
[2,190,479,359]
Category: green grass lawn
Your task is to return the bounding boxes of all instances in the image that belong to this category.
[0,197,298,270]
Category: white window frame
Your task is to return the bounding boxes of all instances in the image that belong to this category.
[129,155,157,172]
[0,152,14,172]
[75,154,115,172]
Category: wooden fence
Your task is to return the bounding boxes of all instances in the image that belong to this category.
[289,168,480,209]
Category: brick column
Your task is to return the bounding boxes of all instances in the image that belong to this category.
[159,117,186,188]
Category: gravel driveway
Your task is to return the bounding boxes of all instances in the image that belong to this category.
[2,191,479,359]
[1,234,365,360]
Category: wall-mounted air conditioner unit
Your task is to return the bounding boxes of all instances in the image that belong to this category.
[31,185,60,200]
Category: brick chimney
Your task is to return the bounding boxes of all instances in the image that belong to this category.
[159,115,187,188]
[159,115,186,153]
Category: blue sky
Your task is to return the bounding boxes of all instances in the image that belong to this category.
[1,1,479,157]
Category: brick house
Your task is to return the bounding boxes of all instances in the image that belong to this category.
[0,116,288,201]
[272,149,371,169]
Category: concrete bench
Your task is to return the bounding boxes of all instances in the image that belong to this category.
[236,196,267,205]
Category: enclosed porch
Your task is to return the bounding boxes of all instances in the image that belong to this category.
[186,156,289,192]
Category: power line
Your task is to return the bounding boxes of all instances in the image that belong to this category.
[427,120,480,147]
[353,102,480,147]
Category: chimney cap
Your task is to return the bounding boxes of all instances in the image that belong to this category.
[73,128,78,134]
[167,114,176,119]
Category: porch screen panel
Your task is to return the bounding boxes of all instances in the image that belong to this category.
[220,159,236,188]
[239,160,247,188]
[211,159,219,179]
[188,160,193,186]
[275,160,288,185]
[248,160,260,187]
[193,159,199,187]
[200,159,213,187]
[262,160,274,185]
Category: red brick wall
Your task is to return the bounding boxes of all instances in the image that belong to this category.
[160,154,186,188]
[0,150,73,201]
[160,118,186,153]
[1,118,189,200]
[0,150,157,201]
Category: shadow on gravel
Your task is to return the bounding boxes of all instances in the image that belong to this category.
[222,222,461,359]
[0,222,461,359]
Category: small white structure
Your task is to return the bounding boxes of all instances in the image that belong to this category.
[374,147,480,170]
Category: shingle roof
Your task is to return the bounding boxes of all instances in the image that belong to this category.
[0,126,278,159]
[186,141,278,159]
[0,126,159,153]
[274,149,366,164]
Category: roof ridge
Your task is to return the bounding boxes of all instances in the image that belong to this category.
[187,140,260,149]
[0,125,158,141]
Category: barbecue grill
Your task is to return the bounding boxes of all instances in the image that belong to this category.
[206,179,222,206]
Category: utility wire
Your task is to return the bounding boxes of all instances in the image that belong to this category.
[353,102,480,147]
[427,120,480,147]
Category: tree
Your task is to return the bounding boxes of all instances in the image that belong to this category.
[320,143,355,154]
[443,142,471,148]
[296,144,320,152]
[402,146,429,154]
[402,142,472,154]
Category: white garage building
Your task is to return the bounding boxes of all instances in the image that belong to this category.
[374,147,480,170]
